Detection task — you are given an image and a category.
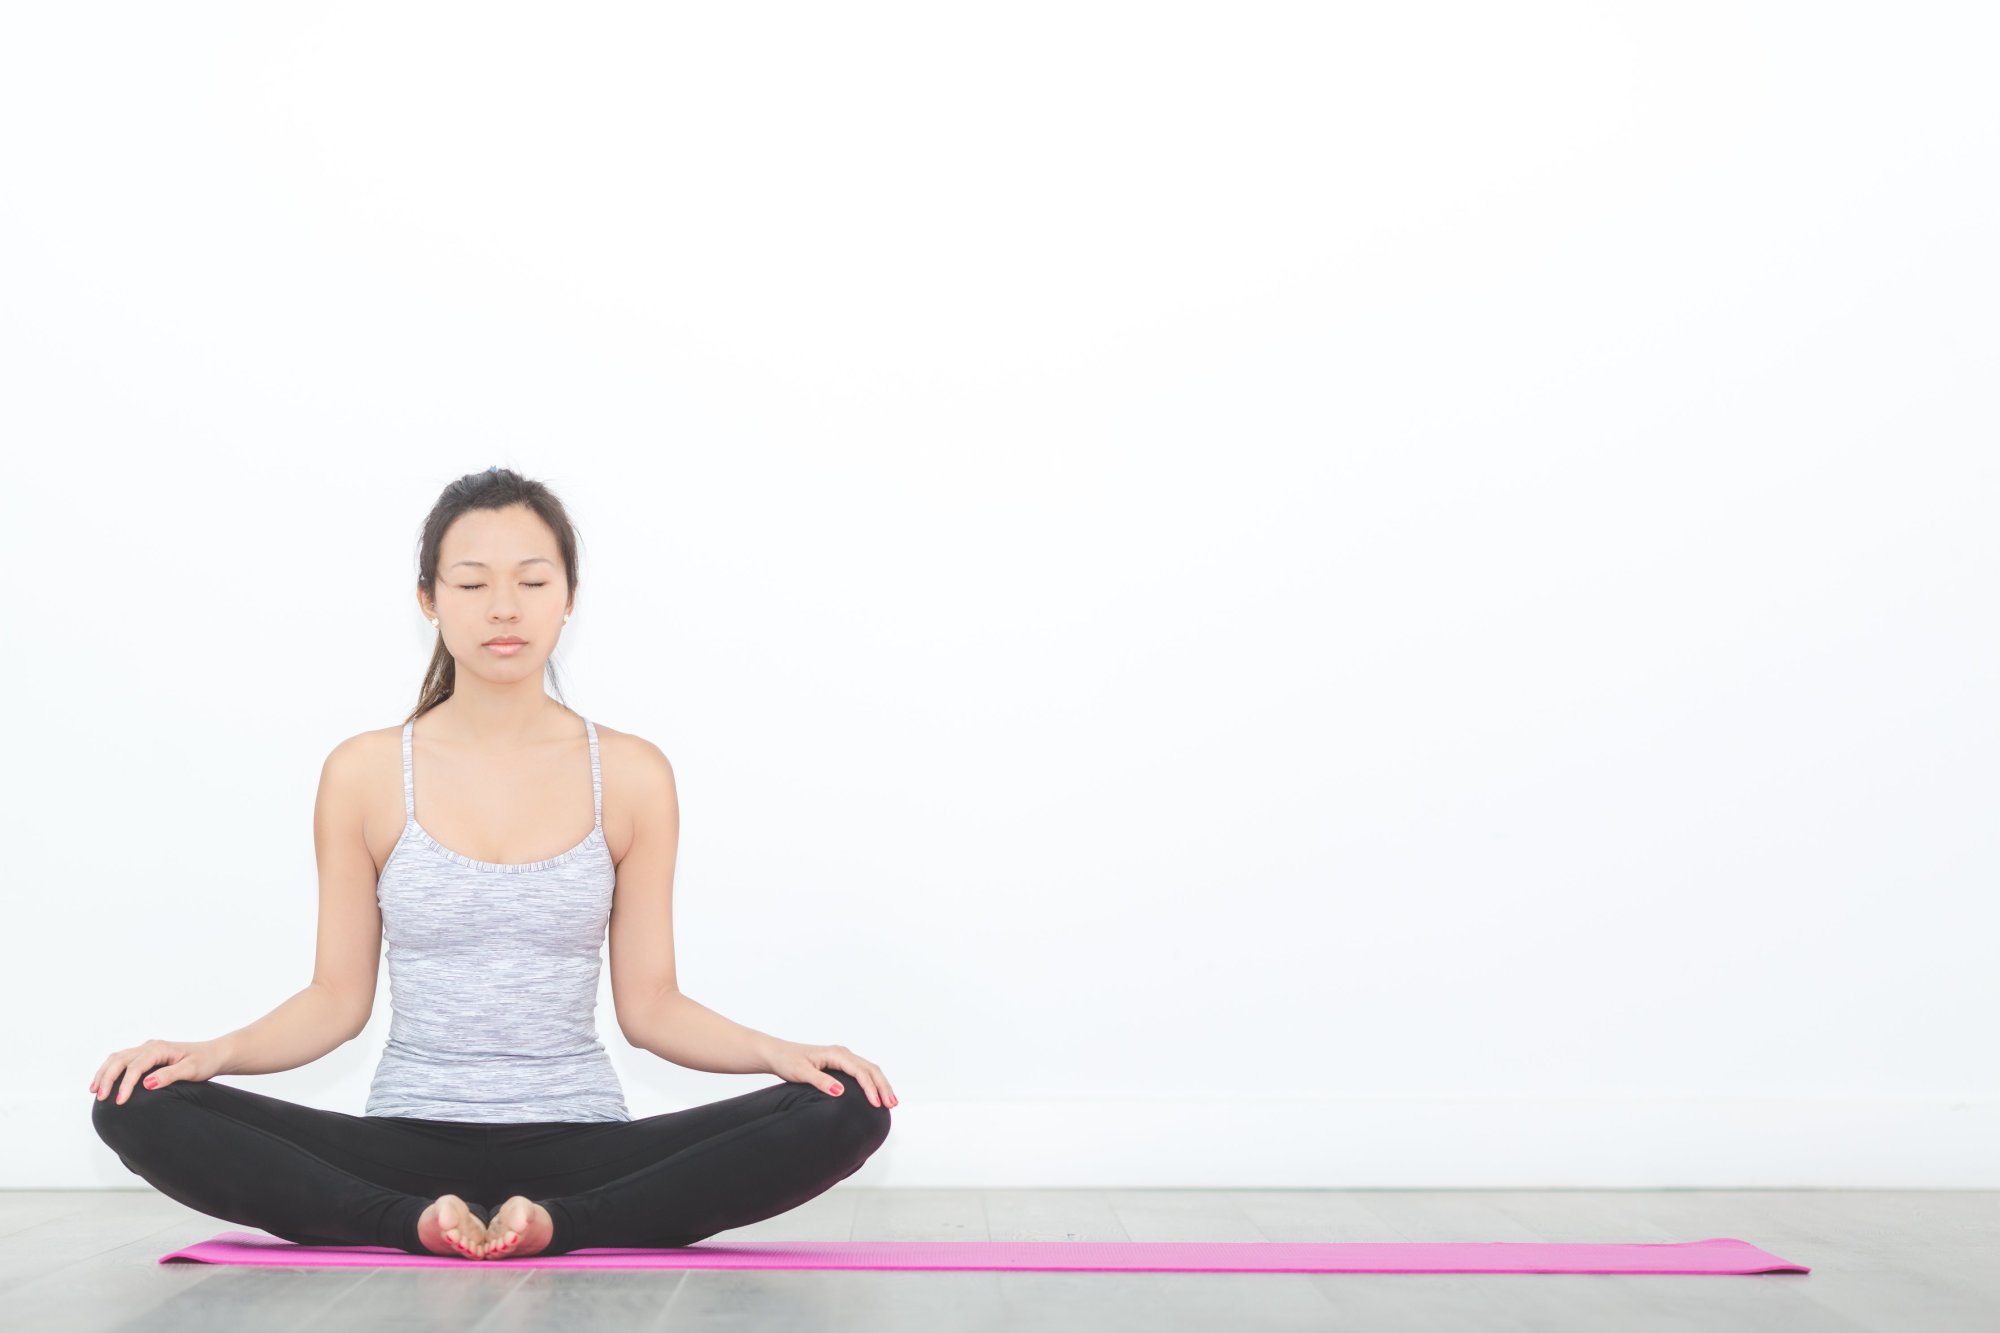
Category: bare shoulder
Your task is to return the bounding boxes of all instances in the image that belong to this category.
[320,724,402,788]
[310,727,406,867]
[589,723,676,866]
[590,720,675,793]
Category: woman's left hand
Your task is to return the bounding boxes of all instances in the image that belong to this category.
[762,1040,898,1109]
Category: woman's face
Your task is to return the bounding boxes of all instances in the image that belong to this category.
[421,504,569,674]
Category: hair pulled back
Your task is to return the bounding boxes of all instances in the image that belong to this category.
[407,466,582,723]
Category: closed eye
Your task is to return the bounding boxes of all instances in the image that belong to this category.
[456,583,549,590]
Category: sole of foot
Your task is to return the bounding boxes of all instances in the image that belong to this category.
[473,1196,555,1259]
[416,1194,489,1260]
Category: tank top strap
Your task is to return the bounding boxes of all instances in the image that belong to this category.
[400,719,416,822]
[585,717,603,830]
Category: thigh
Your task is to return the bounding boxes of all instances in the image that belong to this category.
[168,1078,491,1202]
[481,1078,821,1200]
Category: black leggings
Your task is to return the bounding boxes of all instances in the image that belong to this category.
[91,1074,891,1255]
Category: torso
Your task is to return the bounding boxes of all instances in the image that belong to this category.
[363,705,631,1123]
[362,708,631,875]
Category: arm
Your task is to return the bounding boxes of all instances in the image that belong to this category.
[608,739,778,1074]
[218,735,382,1075]
[622,990,781,1076]
[604,735,900,1109]
[214,982,366,1076]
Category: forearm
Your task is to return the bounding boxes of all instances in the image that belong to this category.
[620,990,778,1075]
[214,982,363,1076]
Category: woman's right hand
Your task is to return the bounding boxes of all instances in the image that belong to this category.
[91,1038,226,1106]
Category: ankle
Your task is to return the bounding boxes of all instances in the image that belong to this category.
[537,1199,571,1256]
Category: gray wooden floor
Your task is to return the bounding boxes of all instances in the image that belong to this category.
[3,1189,1993,1332]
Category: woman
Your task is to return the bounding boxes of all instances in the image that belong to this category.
[89,466,896,1259]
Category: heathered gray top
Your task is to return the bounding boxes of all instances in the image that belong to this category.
[364,714,630,1123]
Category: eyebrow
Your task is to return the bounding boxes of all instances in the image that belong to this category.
[447,558,556,571]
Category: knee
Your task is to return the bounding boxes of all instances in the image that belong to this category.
[90,1078,186,1152]
[831,1083,891,1153]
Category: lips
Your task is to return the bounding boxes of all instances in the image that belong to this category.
[484,638,525,645]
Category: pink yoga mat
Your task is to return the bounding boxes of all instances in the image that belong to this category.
[161,1231,1809,1274]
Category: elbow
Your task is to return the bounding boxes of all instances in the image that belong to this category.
[313,980,372,1044]
[336,997,372,1043]
[617,987,681,1049]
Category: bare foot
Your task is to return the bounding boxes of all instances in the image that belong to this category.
[416,1193,490,1259]
[474,1195,555,1259]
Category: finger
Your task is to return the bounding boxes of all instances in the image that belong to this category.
[116,1062,153,1105]
[871,1068,897,1106]
[143,1065,176,1091]
[97,1058,130,1100]
[833,1065,885,1107]
[847,1061,892,1108]
[91,1061,113,1098]
[132,1058,163,1094]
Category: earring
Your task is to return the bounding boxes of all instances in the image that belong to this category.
[564,613,571,622]
[431,618,439,627]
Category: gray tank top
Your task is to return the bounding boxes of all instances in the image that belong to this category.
[364,714,630,1122]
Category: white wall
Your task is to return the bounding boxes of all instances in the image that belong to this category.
[4,2,1993,1189]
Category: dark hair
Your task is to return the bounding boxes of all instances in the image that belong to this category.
[406,467,582,723]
